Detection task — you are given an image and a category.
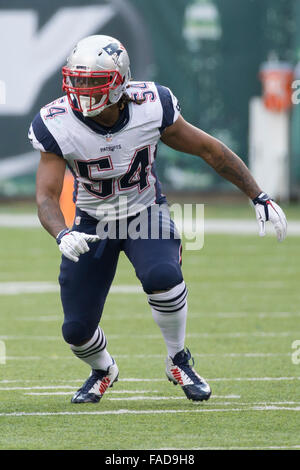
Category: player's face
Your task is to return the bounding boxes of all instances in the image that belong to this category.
[71,76,108,88]
[70,76,109,99]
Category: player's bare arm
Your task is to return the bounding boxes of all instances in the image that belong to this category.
[161,115,287,241]
[36,151,67,238]
[161,115,261,199]
[36,151,100,262]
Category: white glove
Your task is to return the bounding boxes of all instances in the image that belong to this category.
[252,192,287,242]
[56,229,100,262]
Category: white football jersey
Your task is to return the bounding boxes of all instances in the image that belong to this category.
[29,81,181,220]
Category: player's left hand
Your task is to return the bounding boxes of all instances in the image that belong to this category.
[252,192,287,242]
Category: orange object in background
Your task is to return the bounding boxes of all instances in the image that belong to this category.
[59,170,76,228]
[259,58,294,112]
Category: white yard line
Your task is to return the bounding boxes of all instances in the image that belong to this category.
[1,331,298,341]
[0,282,59,295]
[0,385,79,391]
[3,352,292,361]
[118,377,300,383]
[194,353,290,357]
[0,282,142,295]
[0,335,61,341]
[0,406,300,417]
[6,356,42,361]
[0,214,40,228]
[106,397,233,402]
[108,399,300,404]
[0,280,296,296]
[24,389,161,396]
[207,376,300,382]
[23,393,240,399]
[1,214,300,236]
[195,312,300,318]
[19,312,300,322]
[0,377,299,390]
[22,316,63,322]
[24,392,74,396]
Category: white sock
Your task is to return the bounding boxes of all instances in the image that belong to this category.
[148,280,188,358]
[70,326,113,371]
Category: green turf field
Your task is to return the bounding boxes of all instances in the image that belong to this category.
[0,204,299,450]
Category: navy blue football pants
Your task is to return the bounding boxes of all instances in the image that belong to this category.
[59,206,183,345]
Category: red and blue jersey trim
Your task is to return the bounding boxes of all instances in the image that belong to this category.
[31,112,63,157]
[155,83,176,134]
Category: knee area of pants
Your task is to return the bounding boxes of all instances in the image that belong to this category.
[142,263,183,294]
[62,321,91,345]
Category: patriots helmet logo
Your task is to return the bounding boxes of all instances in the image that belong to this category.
[103,42,124,64]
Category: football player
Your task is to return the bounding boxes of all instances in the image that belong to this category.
[28,35,287,404]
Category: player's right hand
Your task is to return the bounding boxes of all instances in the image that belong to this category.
[56,229,100,262]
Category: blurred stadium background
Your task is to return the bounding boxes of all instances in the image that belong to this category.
[1,0,300,451]
[1,0,300,203]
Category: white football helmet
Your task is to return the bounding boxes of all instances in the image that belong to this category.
[62,35,131,117]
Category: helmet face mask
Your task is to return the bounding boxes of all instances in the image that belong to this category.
[62,35,131,117]
[62,68,123,116]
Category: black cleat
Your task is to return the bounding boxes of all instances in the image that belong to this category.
[71,360,119,404]
[166,348,211,402]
